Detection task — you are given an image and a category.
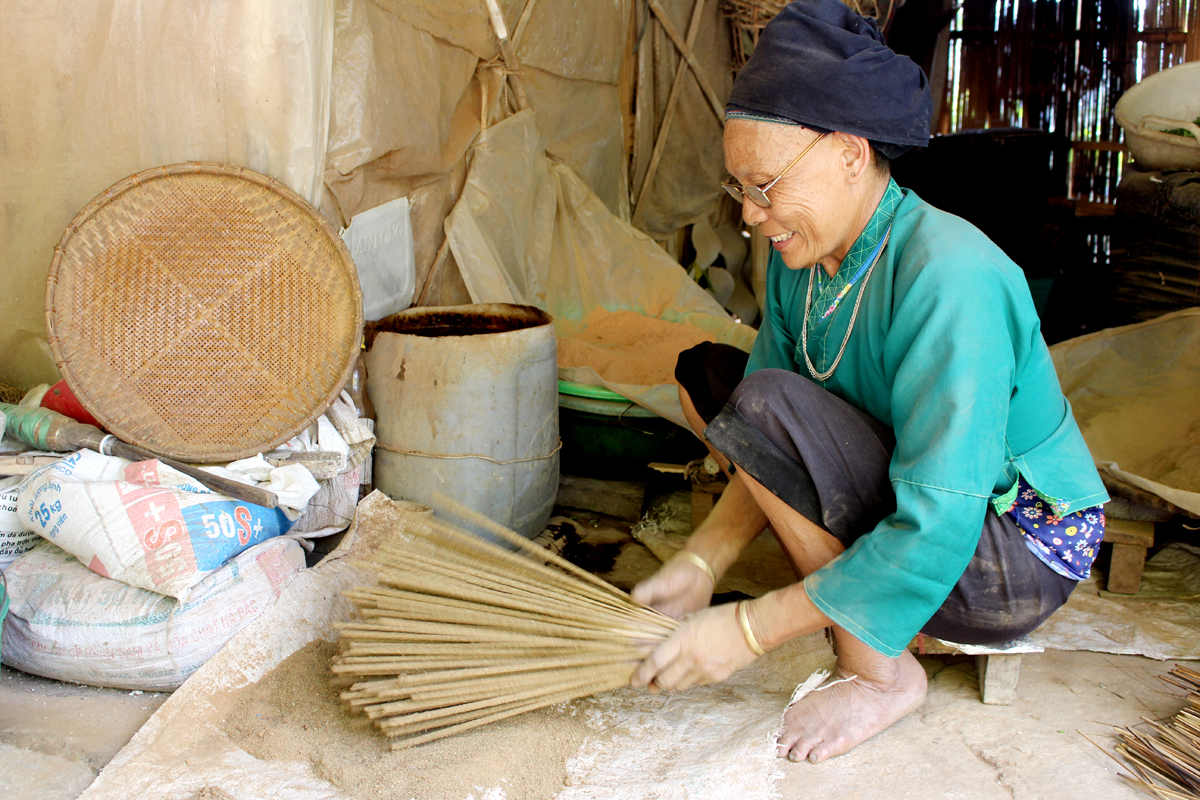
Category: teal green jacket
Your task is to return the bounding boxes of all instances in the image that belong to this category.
[746,188,1107,657]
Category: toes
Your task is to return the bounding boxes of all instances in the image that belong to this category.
[807,742,834,763]
[775,725,800,756]
[784,734,822,763]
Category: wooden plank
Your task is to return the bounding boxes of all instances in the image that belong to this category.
[263,450,345,480]
[0,454,63,476]
[1108,543,1149,594]
[976,654,1022,706]
[1070,141,1127,151]
[1104,495,1172,523]
[556,475,647,522]
[1103,518,1155,547]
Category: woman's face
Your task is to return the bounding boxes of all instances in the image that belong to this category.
[723,119,865,273]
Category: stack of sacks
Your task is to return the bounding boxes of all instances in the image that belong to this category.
[0,449,319,691]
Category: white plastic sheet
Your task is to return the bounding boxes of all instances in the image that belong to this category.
[445,110,756,426]
[340,196,416,321]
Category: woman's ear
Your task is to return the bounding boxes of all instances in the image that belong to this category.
[835,132,872,181]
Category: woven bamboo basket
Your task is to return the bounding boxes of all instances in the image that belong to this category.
[45,162,363,463]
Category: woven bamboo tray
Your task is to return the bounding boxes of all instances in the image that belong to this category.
[46,162,364,463]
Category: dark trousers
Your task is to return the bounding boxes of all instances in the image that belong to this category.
[676,343,1075,646]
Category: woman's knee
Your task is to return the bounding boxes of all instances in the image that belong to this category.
[728,369,820,432]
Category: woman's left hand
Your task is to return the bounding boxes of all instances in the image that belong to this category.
[630,602,761,692]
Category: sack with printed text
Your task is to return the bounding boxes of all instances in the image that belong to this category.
[17,450,300,599]
[0,476,39,571]
[0,538,304,690]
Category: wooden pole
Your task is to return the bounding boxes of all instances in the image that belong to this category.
[632,0,711,228]
[484,0,530,111]
[646,0,725,123]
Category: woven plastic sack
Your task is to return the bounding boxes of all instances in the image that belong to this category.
[15,450,307,600]
[0,538,304,691]
[0,476,38,571]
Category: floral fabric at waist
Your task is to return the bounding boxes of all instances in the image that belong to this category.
[1003,476,1105,581]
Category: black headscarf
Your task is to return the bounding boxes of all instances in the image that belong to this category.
[726,0,932,158]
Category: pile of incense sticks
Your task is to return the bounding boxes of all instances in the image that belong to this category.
[332,498,679,750]
[1111,665,1200,799]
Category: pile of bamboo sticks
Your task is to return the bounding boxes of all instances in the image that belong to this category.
[1111,665,1200,799]
[332,499,679,750]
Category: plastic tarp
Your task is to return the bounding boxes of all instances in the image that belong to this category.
[445,110,756,428]
[4,0,730,390]
[1050,306,1200,515]
[0,0,334,389]
[630,0,733,238]
[323,0,632,306]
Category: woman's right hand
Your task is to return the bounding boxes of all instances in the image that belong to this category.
[630,553,715,619]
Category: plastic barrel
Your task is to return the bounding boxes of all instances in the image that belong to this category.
[366,304,559,544]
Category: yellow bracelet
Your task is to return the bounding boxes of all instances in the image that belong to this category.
[736,600,766,656]
[673,551,716,585]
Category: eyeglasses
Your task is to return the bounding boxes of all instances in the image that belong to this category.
[721,133,827,208]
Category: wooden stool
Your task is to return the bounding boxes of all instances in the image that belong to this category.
[649,459,728,531]
[1101,475,1188,594]
[1103,518,1156,594]
[910,635,1042,705]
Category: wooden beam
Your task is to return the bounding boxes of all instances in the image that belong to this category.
[557,475,646,522]
[646,0,725,124]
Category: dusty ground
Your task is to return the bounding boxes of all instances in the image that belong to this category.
[0,482,1195,800]
[0,667,168,800]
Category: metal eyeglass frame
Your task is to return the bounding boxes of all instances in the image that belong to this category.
[721,133,827,208]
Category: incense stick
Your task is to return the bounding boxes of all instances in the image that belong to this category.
[332,503,678,749]
[1108,666,1200,799]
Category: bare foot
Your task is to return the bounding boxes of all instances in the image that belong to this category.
[777,648,927,763]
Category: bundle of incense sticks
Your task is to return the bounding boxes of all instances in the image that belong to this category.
[333,497,679,750]
[1109,665,1200,799]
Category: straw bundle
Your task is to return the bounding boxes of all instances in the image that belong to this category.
[0,382,23,405]
[1110,666,1200,799]
[332,498,679,750]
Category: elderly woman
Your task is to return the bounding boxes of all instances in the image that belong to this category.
[630,0,1108,764]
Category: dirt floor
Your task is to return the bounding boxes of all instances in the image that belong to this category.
[0,481,1196,800]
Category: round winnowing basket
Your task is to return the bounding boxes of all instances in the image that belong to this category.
[45,162,364,463]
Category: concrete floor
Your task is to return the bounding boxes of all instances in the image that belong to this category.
[0,648,1182,800]
[0,489,1193,800]
[0,667,168,800]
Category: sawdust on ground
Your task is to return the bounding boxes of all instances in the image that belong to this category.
[190,788,237,800]
[223,639,598,800]
[557,309,716,386]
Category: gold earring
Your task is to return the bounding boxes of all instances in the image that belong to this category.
[851,171,856,177]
